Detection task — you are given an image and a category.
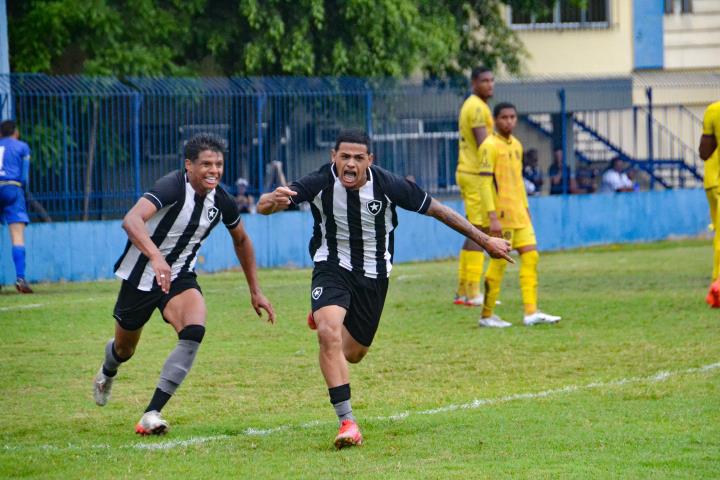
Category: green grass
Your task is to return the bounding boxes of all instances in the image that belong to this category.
[1,239,719,479]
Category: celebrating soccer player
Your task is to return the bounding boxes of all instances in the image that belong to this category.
[454,67,495,307]
[476,103,561,328]
[700,100,720,307]
[92,133,275,434]
[257,129,513,449]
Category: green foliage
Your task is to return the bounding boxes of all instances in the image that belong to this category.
[1,240,719,477]
[8,0,547,78]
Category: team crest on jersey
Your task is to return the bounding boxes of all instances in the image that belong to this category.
[207,206,219,222]
[366,200,383,216]
[312,287,323,300]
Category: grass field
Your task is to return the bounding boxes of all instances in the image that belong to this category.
[1,239,719,479]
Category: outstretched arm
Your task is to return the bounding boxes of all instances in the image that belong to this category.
[256,186,297,215]
[228,223,275,324]
[425,199,513,263]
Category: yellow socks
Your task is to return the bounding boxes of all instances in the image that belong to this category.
[456,250,468,297]
[465,251,485,299]
[519,250,539,315]
[481,259,507,317]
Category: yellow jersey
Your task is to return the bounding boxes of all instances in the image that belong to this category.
[703,101,720,189]
[477,133,530,229]
[457,94,493,174]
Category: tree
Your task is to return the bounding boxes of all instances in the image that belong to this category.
[7,0,562,78]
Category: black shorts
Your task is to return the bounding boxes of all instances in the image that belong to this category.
[112,273,202,331]
[310,262,389,347]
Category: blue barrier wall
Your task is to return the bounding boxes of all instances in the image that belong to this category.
[0,189,708,286]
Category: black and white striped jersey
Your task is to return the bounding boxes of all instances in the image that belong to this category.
[114,170,242,291]
[290,163,432,279]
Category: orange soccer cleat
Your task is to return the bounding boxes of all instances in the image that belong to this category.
[706,280,720,308]
[307,311,317,330]
[334,419,363,449]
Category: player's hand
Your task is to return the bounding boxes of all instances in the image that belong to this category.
[151,256,172,293]
[270,186,297,212]
[484,236,514,264]
[489,218,502,238]
[251,291,276,324]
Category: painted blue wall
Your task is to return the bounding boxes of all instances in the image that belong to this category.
[633,0,665,70]
[0,189,708,286]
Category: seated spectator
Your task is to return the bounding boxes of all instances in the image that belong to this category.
[600,157,634,193]
[574,162,597,194]
[234,178,256,214]
[548,149,575,195]
[523,149,543,196]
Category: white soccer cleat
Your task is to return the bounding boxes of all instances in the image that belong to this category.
[465,294,484,306]
[135,410,170,436]
[523,311,561,326]
[478,315,512,328]
[93,367,114,406]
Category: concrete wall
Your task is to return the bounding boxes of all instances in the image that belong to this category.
[511,0,634,76]
[664,0,720,70]
[0,189,708,286]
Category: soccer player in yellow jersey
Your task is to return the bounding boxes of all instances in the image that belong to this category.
[477,103,561,327]
[454,67,495,307]
[699,101,720,307]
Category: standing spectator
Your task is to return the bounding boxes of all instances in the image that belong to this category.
[0,120,33,293]
[234,177,255,214]
[522,148,543,196]
[600,157,634,193]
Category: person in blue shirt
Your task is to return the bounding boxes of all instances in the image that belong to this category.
[0,120,33,293]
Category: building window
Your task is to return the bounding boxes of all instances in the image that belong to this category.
[665,0,693,14]
[510,0,610,30]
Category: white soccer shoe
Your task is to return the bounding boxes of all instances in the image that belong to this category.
[465,294,484,306]
[135,410,170,436]
[93,367,114,407]
[478,315,512,328]
[523,311,561,326]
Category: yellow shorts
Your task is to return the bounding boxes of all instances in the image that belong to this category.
[502,224,537,250]
[456,170,485,226]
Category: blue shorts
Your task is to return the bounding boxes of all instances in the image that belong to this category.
[0,184,29,224]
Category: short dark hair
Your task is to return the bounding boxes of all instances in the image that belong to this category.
[493,102,517,118]
[334,128,371,153]
[471,67,492,81]
[184,133,227,162]
[0,120,17,137]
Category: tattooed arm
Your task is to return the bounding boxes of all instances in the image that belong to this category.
[425,199,514,262]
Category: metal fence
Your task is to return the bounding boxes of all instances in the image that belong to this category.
[0,73,713,222]
[2,75,471,221]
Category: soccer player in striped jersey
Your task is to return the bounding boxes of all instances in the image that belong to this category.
[92,133,275,434]
[700,100,720,306]
[476,103,561,328]
[454,67,495,307]
[257,129,513,448]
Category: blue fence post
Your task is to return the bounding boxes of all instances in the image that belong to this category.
[365,87,373,137]
[256,94,266,194]
[62,95,70,221]
[646,87,655,190]
[558,88,568,195]
[132,92,142,199]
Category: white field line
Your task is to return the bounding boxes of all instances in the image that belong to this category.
[3,361,719,453]
[0,303,43,312]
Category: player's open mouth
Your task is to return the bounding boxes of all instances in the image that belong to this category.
[204,176,217,186]
[342,171,357,183]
